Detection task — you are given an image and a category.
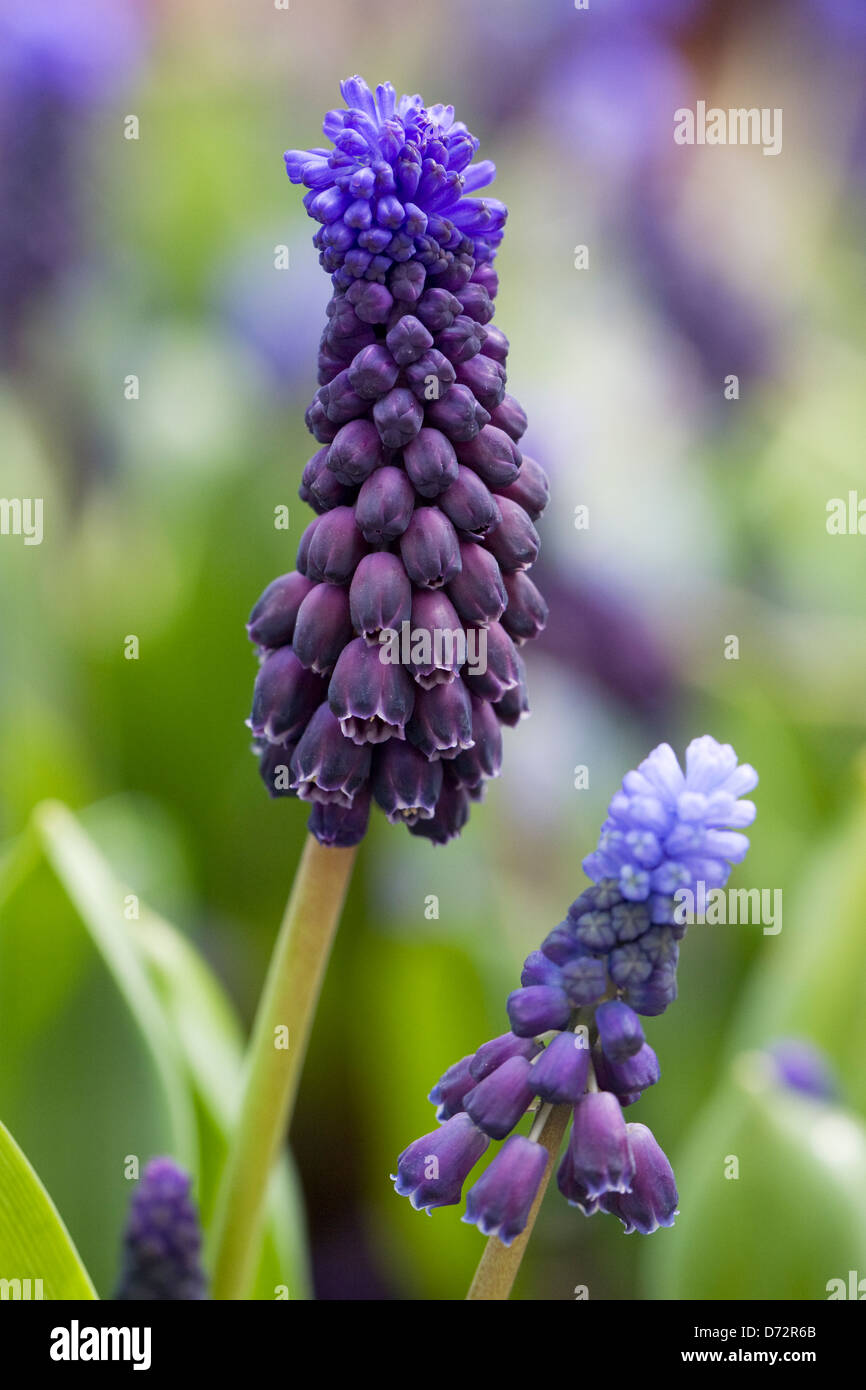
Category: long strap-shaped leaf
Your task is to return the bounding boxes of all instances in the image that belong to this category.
[31,801,197,1173]
[0,1118,97,1300]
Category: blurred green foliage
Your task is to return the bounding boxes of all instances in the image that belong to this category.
[1,0,865,1300]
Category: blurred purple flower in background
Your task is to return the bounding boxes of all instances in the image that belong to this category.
[768,1039,840,1102]
[0,0,146,367]
[214,233,326,396]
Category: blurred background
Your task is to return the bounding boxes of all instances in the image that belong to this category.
[1,0,866,1300]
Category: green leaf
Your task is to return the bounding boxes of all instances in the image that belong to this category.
[0,1118,97,1300]
[129,905,311,1299]
[31,801,198,1171]
[643,1051,866,1300]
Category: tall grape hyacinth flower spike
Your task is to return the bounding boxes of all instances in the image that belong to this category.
[212,77,547,1300]
[248,74,547,848]
[393,738,759,1299]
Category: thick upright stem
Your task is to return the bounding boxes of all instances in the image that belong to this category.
[465,1101,572,1301]
[209,835,357,1300]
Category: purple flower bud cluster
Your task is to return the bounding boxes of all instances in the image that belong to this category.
[248,78,548,847]
[114,1157,207,1301]
[393,738,757,1244]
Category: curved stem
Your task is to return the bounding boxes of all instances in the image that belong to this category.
[465,1101,572,1301]
[209,835,357,1300]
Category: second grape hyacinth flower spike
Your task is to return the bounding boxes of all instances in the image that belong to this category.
[246,75,549,848]
[393,738,758,1291]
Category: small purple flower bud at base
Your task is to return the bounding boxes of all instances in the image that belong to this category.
[290,702,371,806]
[258,741,297,798]
[438,466,502,539]
[373,386,424,448]
[372,739,443,823]
[463,1135,548,1246]
[326,418,385,486]
[595,1000,646,1063]
[457,426,521,490]
[506,985,572,1038]
[385,314,434,365]
[531,1031,591,1106]
[404,349,457,401]
[496,455,548,520]
[393,1113,489,1211]
[292,582,353,674]
[464,621,520,702]
[328,636,415,744]
[469,1033,541,1082]
[560,951,608,1007]
[406,677,474,760]
[115,1157,206,1301]
[502,571,548,645]
[464,1055,537,1140]
[601,1124,678,1234]
[350,552,412,642]
[569,1091,636,1199]
[416,288,463,332]
[540,921,582,967]
[296,516,320,575]
[308,786,371,847]
[403,428,460,498]
[428,1055,476,1122]
[247,571,315,649]
[449,696,503,789]
[306,506,367,585]
[408,778,470,844]
[323,370,368,425]
[407,589,464,687]
[447,540,507,625]
[353,465,415,544]
[482,496,539,573]
[250,647,327,745]
[346,278,393,324]
[521,950,564,988]
[425,384,489,442]
[455,355,506,412]
[399,508,462,589]
[347,342,400,399]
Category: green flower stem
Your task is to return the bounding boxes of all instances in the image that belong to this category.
[209,835,357,1300]
[465,1100,572,1301]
